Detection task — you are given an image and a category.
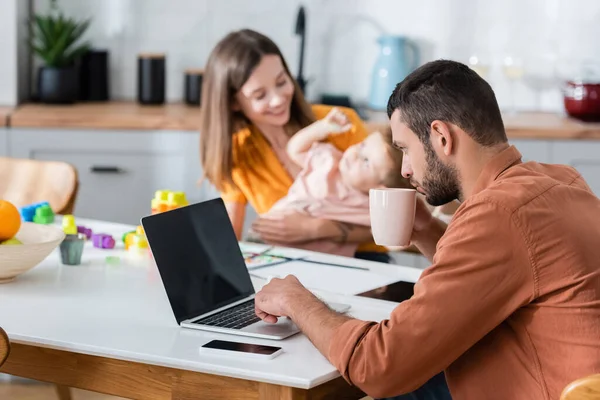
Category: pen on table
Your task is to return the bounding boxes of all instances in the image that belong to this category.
[245,246,274,260]
[247,256,370,272]
[295,257,370,271]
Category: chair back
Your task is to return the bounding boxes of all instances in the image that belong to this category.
[560,374,600,400]
[0,157,78,214]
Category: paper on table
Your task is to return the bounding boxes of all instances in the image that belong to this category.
[242,251,289,268]
[251,261,399,295]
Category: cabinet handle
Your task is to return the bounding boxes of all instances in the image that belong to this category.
[90,166,126,174]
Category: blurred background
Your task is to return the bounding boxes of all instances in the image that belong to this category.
[1,0,599,112]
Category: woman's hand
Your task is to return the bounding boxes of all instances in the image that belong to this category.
[251,212,322,245]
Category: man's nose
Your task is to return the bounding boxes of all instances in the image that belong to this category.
[401,156,412,179]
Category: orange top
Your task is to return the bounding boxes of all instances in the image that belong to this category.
[328,146,600,399]
[220,104,385,253]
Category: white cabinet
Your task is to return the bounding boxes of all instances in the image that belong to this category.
[551,140,600,196]
[510,139,552,163]
[0,128,7,156]
[8,128,220,225]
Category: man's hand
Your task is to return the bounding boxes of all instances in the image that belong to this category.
[255,275,351,359]
[412,196,435,239]
[254,275,314,323]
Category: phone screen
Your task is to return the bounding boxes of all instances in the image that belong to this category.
[202,340,281,355]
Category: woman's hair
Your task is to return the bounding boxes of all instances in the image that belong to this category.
[378,127,414,189]
[199,29,315,191]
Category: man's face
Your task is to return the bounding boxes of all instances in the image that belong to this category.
[390,110,460,206]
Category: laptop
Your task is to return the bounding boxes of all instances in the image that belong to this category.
[141,198,348,340]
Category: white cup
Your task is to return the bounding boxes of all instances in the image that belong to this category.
[369,188,417,247]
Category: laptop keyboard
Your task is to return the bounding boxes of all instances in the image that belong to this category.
[193,300,261,330]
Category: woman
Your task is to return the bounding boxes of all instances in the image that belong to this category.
[199,29,390,263]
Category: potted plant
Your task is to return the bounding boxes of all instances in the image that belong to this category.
[29,0,91,103]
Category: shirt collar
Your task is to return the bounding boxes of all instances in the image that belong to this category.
[471,145,523,196]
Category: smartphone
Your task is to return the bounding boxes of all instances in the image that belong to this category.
[199,340,283,360]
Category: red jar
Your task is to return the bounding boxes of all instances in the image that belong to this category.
[564,80,600,122]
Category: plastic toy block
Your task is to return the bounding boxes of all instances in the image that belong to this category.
[62,215,77,235]
[20,201,51,222]
[91,233,115,249]
[32,204,55,224]
[77,225,93,239]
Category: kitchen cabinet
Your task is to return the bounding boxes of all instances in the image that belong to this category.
[552,140,600,196]
[0,128,7,156]
[509,139,552,163]
[8,128,220,225]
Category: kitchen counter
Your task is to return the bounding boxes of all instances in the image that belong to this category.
[8,102,600,139]
[363,109,600,140]
[10,102,202,131]
[0,107,13,127]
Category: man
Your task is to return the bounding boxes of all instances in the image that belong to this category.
[254,60,600,400]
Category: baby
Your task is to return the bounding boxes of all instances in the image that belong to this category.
[251,107,412,256]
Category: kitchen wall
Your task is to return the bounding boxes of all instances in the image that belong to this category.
[27,0,600,112]
[0,0,29,106]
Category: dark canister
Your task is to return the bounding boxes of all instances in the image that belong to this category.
[184,69,203,106]
[137,53,166,105]
[80,49,110,101]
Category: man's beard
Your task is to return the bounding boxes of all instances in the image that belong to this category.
[420,143,461,206]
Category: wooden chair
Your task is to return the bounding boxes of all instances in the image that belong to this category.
[561,374,600,400]
[0,157,79,214]
[0,158,77,399]
[0,327,9,368]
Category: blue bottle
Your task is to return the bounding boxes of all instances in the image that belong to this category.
[368,35,420,110]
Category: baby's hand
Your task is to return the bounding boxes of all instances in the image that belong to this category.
[320,107,353,134]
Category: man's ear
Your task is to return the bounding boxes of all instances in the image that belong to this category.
[430,120,453,157]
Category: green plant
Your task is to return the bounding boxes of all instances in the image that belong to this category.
[28,0,91,68]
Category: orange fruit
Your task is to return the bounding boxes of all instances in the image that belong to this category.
[0,200,21,241]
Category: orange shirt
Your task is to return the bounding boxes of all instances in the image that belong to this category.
[220,104,385,253]
[328,146,600,399]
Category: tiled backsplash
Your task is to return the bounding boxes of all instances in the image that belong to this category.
[32,0,600,112]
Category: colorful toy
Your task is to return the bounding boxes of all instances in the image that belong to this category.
[122,230,136,249]
[105,256,120,265]
[91,233,115,249]
[62,215,77,235]
[77,225,93,239]
[32,204,55,224]
[151,190,188,214]
[20,201,53,223]
[125,226,149,254]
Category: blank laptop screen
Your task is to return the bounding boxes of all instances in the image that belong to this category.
[142,198,254,324]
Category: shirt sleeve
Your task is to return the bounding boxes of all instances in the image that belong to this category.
[327,200,535,398]
[219,179,247,205]
[326,107,370,152]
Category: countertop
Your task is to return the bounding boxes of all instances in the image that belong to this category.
[0,107,13,127]
[363,109,600,140]
[8,102,600,140]
[10,102,202,131]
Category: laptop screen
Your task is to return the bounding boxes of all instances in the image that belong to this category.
[142,198,255,324]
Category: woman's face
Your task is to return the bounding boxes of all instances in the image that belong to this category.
[234,55,295,128]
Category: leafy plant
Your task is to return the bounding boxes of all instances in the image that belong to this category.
[28,0,91,68]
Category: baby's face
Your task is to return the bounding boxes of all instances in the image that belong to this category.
[339,133,393,193]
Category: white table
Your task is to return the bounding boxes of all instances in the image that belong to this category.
[0,219,422,399]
